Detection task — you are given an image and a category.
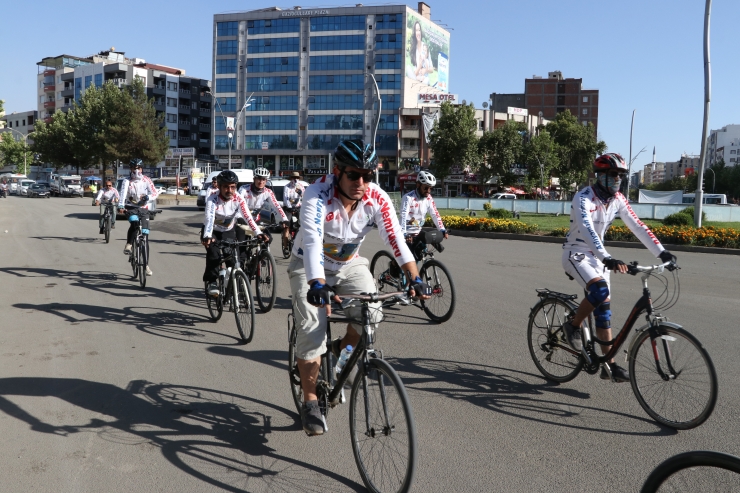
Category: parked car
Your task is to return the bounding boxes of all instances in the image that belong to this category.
[154,185,167,195]
[19,179,36,196]
[490,193,517,200]
[27,183,51,198]
[164,187,185,195]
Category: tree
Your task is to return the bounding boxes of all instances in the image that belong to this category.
[477,120,526,185]
[0,132,33,173]
[428,102,479,178]
[545,110,606,191]
[0,99,5,128]
[523,129,560,193]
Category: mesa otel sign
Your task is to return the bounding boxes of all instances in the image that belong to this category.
[418,93,459,105]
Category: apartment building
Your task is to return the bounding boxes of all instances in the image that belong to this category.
[707,124,740,167]
[0,110,37,141]
[642,162,665,186]
[524,71,599,132]
[664,154,700,181]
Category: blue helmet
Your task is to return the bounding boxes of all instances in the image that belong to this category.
[334,139,378,171]
[129,158,143,168]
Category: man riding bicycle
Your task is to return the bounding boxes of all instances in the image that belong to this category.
[400,171,448,260]
[288,138,432,436]
[202,170,267,297]
[95,180,120,234]
[118,159,159,276]
[561,153,677,382]
[283,171,304,244]
[238,167,290,246]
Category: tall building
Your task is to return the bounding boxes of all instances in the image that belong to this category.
[524,71,599,132]
[664,154,700,181]
[707,124,740,167]
[209,2,451,185]
[0,110,37,139]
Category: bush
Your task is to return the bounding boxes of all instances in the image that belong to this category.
[426,216,538,234]
[663,211,694,227]
[486,208,510,219]
[549,227,569,237]
[482,203,492,211]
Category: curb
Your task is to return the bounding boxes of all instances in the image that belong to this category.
[449,229,740,256]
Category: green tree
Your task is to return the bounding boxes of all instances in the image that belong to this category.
[545,110,606,192]
[522,128,560,192]
[428,102,479,178]
[0,132,33,173]
[477,120,526,185]
[30,110,91,172]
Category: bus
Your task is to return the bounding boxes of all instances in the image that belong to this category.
[682,193,727,205]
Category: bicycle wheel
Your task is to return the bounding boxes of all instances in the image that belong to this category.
[255,250,277,313]
[288,318,330,417]
[527,298,584,383]
[640,451,740,493]
[131,241,139,278]
[138,237,148,289]
[419,259,456,323]
[205,279,223,322]
[232,270,255,343]
[370,250,403,294]
[629,325,717,430]
[104,214,111,244]
[350,358,417,493]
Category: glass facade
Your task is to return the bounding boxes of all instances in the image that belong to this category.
[375,54,401,70]
[245,135,298,150]
[217,21,238,36]
[75,77,82,102]
[247,95,298,111]
[215,135,230,150]
[375,134,397,150]
[308,94,364,110]
[310,55,364,72]
[375,33,402,50]
[248,37,299,54]
[376,74,401,90]
[247,57,299,73]
[310,15,366,32]
[309,74,364,91]
[308,134,362,150]
[217,40,238,55]
[380,94,400,111]
[216,78,237,93]
[247,76,299,92]
[84,75,92,89]
[247,18,300,34]
[219,97,236,111]
[308,114,363,130]
[310,35,364,51]
[216,59,237,74]
[245,115,298,131]
[94,74,102,87]
[375,14,399,29]
[215,117,227,131]
[378,114,399,130]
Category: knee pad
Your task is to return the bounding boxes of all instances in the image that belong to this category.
[594,302,612,329]
[586,279,609,306]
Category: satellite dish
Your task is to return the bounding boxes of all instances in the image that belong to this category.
[482,102,488,108]
[462,99,467,105]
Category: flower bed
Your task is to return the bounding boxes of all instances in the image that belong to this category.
[605,225,740,249]
[426,216,538,234]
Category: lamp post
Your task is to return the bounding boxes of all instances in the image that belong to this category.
[705,167,715,194]
[5,127,29,175]
[202,90,253,170]
[695,0,712,227]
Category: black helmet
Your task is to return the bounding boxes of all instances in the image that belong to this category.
[334,139,378,170]
[129,158,143,168]
[216,170,239,186]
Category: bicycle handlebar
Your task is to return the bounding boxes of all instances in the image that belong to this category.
[627,260,676,275]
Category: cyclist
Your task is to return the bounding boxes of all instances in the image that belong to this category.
[561,153,677,382]
[118,159,159,276]
[95,180,120,234]
[202,170,266,297]
[399,171,448,260]
[238,167,289,246]
[283,171,304,250]
[288,139,432,436]
[207,176,219,196]
[0,180,8,198]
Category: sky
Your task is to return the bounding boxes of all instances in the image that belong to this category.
[1,0,738,171]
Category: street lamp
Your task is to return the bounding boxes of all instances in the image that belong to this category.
[4,127,29,175]
[202,89,254,170]
[705,167,715,194]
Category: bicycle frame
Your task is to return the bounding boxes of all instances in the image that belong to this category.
[215,240,248,307]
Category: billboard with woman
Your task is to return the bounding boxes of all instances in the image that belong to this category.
[404,9,450,105]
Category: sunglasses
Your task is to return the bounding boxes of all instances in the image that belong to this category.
[607,171,627,179]
[344,170,374,182]
[106,184,113,187]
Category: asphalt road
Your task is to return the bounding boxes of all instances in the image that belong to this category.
[0,195,739,492]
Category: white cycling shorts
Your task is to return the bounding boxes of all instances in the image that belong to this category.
[562,250,611,291]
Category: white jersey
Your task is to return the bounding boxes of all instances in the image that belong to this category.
[118,175,158,209]
[283,181,305,208]
[293,175,415,282]
[203,192,262,238]
[95,188,120,204]
[208,186,219,196]
[238,184,288,222]
[563,186,664,260]
[399,190,445,235]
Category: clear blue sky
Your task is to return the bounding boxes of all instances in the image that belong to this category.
[2,0,738,170]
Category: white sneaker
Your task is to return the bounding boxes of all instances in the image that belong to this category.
[145,266,153,276]
[123,243,132,255]
[207,282,220,297]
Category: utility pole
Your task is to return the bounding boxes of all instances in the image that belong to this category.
[626,109,636,199]
[695,0,712,227]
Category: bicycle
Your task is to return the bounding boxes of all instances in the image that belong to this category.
[282,205,300,259]
[126,208,162,289]
[241,234,277,313]
[288,291,417,493]
[527,260,717,430]
[641,451,740,492]
[205,238,256,343]
[100,202,116,244]
[370,229,456,323]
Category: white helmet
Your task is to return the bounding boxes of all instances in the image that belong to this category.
[254,167,270,178]
[417,171,436,187]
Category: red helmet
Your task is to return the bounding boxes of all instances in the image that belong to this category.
[593,153,628,173]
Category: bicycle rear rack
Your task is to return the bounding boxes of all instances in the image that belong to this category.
[535,288,579,302]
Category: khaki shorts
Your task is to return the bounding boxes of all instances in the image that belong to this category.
[288,256,381,360]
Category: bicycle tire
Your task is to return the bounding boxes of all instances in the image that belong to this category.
[370,250,403,294]
[640,451,740,493]
[131,240,139,278]
[629,325,718,430]
[350,357,417,493]
[205,279,223,321]
[527,297,584,383]
[138,237,147,289]
[255,250,277,313]
[419,259,456,323]
[232,270,255,343]
[288,319,330,417]
[104,214,111,244]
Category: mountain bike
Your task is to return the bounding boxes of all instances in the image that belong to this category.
[641,451,740,492]
[288,291,417,493]
[127,209,162,289]
[100,202,116,244]
[242,235,277,313]
[205,238,256,343]
[283,205,300,259]
[370,229,456,323]
[527,260,717,430]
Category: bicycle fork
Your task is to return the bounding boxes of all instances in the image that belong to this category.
[647,324,680,381]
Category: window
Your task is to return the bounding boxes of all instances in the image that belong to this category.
[377,74,400,90]
[219,97,237,112]
[246,57,299,73]
[74,77,82,101]
[245,134,298,150]
[247,18,300,35]
[216,59,237,74]
[216,78,237,93]
[167,97,177,107]
[310,35,365,51]
[731,150,737,154]
[380,94,400,110]
[583,96,589,103]
[310,55,364,71]
[307,134,362,150]
[308,114,363,130]
[247,76,298,92]
[167,81,178,91]
[27,116,33,125]
[217,21,239,36]
[307,94,364,110]
[310,15,366,32]
[94,74,102,87]
[167,113,177,123]
[245,115,297,130]
[215,135,230,150]
[168,130,177,139]
[375,54,402,70]
[246,95,298,111]
[582,109,588,115]
[215,117,227,131]
[248,37,299,54]
[375,14,398,29]
[375,34,402,50]
[375,134,397,150]
[84,75,92,89]
[217,40,238,55]
[309,74,363,90]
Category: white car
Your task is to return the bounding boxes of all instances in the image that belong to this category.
[164,187,185,195]
[154,185,166,195]
[490,193,517,200]
[19,179,36,196]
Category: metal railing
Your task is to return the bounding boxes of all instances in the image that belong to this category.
[179,104,190,110]
[179,89,191,95]
[199,123,211,129]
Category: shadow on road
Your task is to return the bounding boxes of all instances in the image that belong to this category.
[30,236,101,244]
[0,377,361,492]
[389,357,678,437]
[208,347,290,374]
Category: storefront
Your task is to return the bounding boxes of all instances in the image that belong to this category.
[398,172,417,192]
[443,173,484,197]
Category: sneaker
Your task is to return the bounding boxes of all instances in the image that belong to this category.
[111,223,115,230]
[99,227,105,235]
[145,266,153,276]
[123,243,132,255]
[301,400,325,436]
[207,282,220,297]
[561,321,583,352]
[601,363,630,383]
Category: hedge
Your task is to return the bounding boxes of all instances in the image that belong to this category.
[425,216,537,234]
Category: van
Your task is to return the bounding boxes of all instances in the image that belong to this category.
[197,169,255,210]
[490,193,517,200]
[0,174,28,195]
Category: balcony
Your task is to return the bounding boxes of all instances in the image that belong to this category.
[178,121,192,130]
[109,78,127,87]
[61,86,74,97]
[44,117,53,124]
[199,107,212,115]
[43,83,55,92]
[178,104,191,113]
[43,69,56,77]
[178,136,190,142]
[153,85,166,96]
[199,123,211,130]
[43,101,56,109]
[179,89,191,98]
[153,99,165,108]
[401,128,420,139]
